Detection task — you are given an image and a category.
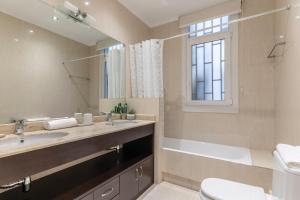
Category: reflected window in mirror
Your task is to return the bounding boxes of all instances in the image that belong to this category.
[101,44,125,99]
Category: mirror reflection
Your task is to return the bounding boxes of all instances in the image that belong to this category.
[0,0,125,124]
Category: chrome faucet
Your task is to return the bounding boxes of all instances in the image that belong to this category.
[14,119,26,135]
[106,112,114,126]
[13,119,26,142]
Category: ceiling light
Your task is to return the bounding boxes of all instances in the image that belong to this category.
[52,16,59,21]
[84,1,90,6]
[29,30,34,33]
[296,15,300,20]
[279,35,284,39]
[14,38,19,42]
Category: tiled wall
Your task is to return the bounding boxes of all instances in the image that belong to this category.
[150,0,276,151]
[274,0,300,145]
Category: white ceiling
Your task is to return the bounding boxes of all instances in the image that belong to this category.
[0,0,109,46]
[118,0,230,27]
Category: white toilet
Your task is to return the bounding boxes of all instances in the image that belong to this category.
[200,151,300,200]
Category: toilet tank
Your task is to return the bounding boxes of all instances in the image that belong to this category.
[272,151,300,200]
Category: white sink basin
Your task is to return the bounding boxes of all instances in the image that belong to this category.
[0,132,69,151]
[106,120,139,126]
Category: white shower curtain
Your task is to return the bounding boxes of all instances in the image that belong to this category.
[130,39,164,98]
[106,48,125,99]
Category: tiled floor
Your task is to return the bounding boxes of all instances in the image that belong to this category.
[139,182,200,200]
[139,182,274,200]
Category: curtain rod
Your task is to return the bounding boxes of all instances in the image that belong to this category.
[62,53,105,64]
[162,4,298,42]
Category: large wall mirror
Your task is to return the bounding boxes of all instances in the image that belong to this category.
[0,0,125,124]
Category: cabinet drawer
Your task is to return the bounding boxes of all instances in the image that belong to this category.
[94,177,119,200]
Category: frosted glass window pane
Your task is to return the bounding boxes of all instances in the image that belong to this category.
[189,16,228,102]
[204,28,212,34]
[213,27,221,33]
[222,16,229,24]
[205,20,212,29]
[222,25,228,32]
[197,47,204,81]
[213,42,221,80]
[205,94,213,101]
[190,24,196,37]
[192,45,196,65]
[204,42,212,63]
[197,31,204,37]
[222,61,225,92]
[213,18,221,26]
[197,82,205,100]
[221,40,225,60]
[192,65,197,95]
[197,23,204,30]
[213,80,222,100]
[205,63,212,93]
[189,16,228,38]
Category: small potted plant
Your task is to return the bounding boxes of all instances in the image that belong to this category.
[112,103,128,120]
[127,109,136,120]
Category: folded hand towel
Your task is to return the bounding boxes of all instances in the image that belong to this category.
[44,118,78,130]
[276,144,300,169]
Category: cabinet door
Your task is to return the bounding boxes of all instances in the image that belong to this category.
[138,157,154,193]
[119,165,139,200]
[80,193,93,200]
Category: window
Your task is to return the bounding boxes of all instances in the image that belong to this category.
[184,15,238,113]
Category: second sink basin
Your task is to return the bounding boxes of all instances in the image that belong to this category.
[0,132,69,151]
[106,120,139,126]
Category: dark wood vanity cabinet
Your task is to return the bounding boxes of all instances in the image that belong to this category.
[0,124,155,200]
[77,156,153,200]
[120,157,154,200]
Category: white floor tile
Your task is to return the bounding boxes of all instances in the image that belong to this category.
[140,182,200,200]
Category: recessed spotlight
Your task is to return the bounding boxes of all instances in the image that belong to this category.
[279,35,284,39]
[14,38,19,42]
[29,30,34,33]
[52,16,59,21]
[296,15,300,20]
[84,1,90,6]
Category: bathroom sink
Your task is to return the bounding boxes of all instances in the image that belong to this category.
[0,132,69,151]
[106,120,139,126]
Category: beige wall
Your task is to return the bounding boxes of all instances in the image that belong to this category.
[0,11,92,123]
[274,0,300,145]
[151,0,276,151]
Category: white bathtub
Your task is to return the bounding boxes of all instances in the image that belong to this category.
[163,137,252,166]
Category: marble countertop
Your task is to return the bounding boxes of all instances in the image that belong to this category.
[0,120,155,159]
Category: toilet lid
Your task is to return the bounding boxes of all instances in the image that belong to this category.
[201,178,266,200]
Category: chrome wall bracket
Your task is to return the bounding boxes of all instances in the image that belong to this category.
[0,177,31,192]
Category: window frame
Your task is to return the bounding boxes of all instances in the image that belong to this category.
[182,16,239,113]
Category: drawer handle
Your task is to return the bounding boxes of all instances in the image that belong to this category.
[139,166,143,177]
[101,187,114,198]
